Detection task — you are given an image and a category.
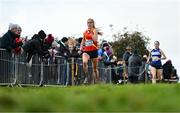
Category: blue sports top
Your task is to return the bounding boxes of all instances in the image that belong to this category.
[151,49,162,66]
[98,48,104,57]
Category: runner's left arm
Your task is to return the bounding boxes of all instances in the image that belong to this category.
[160,49,167,60]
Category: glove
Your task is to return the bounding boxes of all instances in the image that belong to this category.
[64,53,68,59]
[44,51,50,58]
[78,50,82,55]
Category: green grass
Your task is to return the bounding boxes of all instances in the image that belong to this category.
[0,84,180,112]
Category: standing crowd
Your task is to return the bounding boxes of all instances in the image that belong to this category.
[0,19,179,85]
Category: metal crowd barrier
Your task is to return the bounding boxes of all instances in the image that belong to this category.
[1,49,178,86]
[0,49,15,85]
[0,49,112,86]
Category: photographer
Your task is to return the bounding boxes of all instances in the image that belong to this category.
[102,42,113,66]
[56,37,70,59]
[22,30,49,63]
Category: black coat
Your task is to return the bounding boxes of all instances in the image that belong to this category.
[22,34,49,62]
[123,51,132,66]
[69,47,81,58]
[56,41,70,58]
[0,30,20,51]
[128,54,142,77]
[162,61,173,79]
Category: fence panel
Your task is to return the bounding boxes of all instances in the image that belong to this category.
[0,49,113,86]
[0,49,15,85]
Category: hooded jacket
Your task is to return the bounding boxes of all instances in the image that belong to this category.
[56,41,70,58]
[23,34,49,62]
[128,53,142,77]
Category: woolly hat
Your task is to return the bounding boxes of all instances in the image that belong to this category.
[8,23,20,30]
[38,30,46,39]
[61,37,68,43]
[45,34,54,45]
[78,37,83,44]
[102,42,109,48]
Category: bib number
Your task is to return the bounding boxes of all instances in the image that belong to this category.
[152,56,160,61]
[85,40,93,46]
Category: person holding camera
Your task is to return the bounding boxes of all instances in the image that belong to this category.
[22,30,49,63]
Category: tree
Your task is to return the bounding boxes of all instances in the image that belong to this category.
[110,29,150,58]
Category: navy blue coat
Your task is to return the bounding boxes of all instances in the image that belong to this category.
[0,30,18,51]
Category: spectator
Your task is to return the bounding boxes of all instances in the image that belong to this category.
[97,48,104,61]
[56,37,70,59]
[97,41,106,61]
[0,23,23,52]
[117,59,124,84]
[43,34,56,63]
[76,37,83,49]
[76,37,83,56]
[162,60,179,82]
[123,46,132,78]
[68,37,80,58]
[110,55,118,84]
[128,50,142,83]
[162,60,173,79]
[13,26,23,55]
[22,30,49,63]
[43,34,54,50]
[102,42,113,66]
[123,46,132,66]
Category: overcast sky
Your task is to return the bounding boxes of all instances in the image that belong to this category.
[0,0,180,74]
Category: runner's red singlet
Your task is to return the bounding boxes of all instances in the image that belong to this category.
[83,29,98,52]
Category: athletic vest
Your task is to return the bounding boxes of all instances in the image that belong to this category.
[83,29,98,52]
[151,49,162,66]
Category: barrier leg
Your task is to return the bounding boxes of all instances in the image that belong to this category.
[71,58,75,86]
[109,66,112,84]
[39,61,44,86]
[57,59,61,84]
[66,61,69,86]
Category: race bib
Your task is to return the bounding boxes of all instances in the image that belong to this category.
[85,40,93,46]
[152,56,159,61]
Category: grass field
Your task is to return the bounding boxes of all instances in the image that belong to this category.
[0,84,180,112]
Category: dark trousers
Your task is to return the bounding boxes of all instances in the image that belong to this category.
[128,76,139,84]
